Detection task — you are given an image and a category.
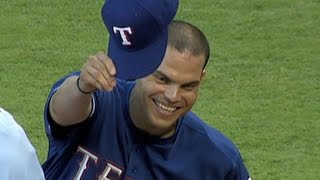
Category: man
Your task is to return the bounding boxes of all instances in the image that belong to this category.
[42,20,251,180]
[0,107,45,180]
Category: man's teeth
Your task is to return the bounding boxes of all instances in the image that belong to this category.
[156,101,177,112]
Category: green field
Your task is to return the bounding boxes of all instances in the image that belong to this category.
[0,0,319,179]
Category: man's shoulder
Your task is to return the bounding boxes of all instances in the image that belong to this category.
[93,79,134,105]
[181,112,241,161]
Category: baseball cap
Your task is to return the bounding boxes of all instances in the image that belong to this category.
[101,0,179,80]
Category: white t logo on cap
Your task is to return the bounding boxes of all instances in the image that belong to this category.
[113,27,132,45]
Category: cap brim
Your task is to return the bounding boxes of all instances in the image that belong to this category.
[108,29,168,80]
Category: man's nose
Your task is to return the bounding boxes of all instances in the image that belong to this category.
[164,85,180,103]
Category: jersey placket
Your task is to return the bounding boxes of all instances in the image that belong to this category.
[124,143,149,179]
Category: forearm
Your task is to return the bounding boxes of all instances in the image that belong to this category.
[49,76,93,126]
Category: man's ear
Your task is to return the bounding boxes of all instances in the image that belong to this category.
[200,69,206,81]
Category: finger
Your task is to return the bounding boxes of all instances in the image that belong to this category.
[86,56,115,91]
[95,53,116,87]
[96,52,116,76]
[80,63,104,91]
[84,66,105,91]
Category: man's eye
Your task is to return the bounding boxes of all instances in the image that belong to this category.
[183,84,197,91]
[157,77,167,83]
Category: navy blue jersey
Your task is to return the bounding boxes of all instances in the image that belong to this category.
[43,72,251,180]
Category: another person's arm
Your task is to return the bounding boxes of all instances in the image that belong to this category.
[0,107,45,180]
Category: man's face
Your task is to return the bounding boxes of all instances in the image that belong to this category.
[130,46,206,137]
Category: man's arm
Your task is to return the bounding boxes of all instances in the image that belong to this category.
[49,76,93,126]
[49,52,116,126]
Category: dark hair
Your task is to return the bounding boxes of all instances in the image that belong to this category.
[168,20,210,69]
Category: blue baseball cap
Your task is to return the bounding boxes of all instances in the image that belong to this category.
[101,0,179,80]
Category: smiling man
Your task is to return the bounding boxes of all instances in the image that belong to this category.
[128,44,206,139]
[42,20,251,180]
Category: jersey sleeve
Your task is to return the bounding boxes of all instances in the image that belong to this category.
[226,152,251,180]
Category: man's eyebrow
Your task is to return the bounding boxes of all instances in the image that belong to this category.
[154,70,167,77]
[182,81,200,87]
[154,70,200,86]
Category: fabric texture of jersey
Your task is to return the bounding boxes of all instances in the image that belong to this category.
[0,107,45,180]
[42,71,250,180]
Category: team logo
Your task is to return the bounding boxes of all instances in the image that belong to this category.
[113,27,132,45]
